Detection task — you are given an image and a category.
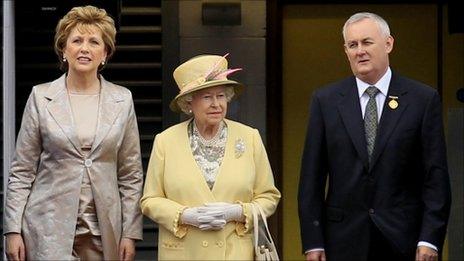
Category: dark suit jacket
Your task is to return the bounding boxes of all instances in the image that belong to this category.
[298,72,451,260]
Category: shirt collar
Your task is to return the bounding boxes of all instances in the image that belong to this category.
[356,67,392,98]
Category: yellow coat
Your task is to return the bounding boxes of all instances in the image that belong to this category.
[141,119,280,260]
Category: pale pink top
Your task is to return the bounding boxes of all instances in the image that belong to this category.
[69,93,101,236]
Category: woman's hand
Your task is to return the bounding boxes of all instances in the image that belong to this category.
[119,238,136,261]
[202,202,244,222]
[6,233,26,261]
[181,207,226,230]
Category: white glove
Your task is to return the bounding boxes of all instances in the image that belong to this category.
[202,202,244,222]
[181,207,226,230]
[197,211,227,230]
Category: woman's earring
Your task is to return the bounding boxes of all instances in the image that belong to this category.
[188,109,192,114]
[101,60,105,66]
[62,57,67,62]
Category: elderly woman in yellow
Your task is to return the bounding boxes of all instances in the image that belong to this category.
[4,5,143,261]
[141,54,281,260]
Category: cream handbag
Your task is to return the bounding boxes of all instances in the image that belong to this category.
[252,203,280,261]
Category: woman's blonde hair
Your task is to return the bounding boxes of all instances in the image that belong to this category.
[177,86,235,115]
[54,5,116,71]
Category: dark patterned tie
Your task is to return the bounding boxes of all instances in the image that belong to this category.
[364,86,380,162]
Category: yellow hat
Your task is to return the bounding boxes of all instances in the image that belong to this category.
[169,54,244,112]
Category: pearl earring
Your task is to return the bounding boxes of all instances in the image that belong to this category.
[101,61,105,66]
[62,57,67,62]
[188,109,192,114]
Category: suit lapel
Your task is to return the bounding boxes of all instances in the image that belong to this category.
[45,74,83,154]
[181,120,218,200]
[90,76,125,154]
[369,74,409,171]
[211,119,234,196]
[337,79,370,170]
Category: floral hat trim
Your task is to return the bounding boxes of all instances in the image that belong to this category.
[181,53,242,92]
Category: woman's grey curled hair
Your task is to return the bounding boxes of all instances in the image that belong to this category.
[177,86,235,115]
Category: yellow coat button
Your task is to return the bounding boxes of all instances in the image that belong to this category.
[217,241,224,247]
[202,241,208,247]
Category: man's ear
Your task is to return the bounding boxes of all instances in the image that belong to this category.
[386,35,394,54]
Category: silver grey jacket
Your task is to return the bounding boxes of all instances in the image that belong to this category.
[4,74,143,260]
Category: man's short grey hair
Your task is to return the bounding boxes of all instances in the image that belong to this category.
[176,86,235,116]
[342,12,391,41]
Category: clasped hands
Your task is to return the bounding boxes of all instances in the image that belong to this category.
[181,202,243,230]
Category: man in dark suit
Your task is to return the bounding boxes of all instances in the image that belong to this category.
[298,12,451,261]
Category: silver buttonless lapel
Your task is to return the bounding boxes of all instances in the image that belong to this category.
[90,76,125,154]
[45,74,83,154]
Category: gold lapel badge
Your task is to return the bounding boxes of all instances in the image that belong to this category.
[388,95,399,110]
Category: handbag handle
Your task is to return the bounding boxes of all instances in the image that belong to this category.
[252,203,276,251]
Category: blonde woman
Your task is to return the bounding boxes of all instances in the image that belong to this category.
[4,6,143,260]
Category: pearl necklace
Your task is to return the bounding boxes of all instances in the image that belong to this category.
[193,121,224,147]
